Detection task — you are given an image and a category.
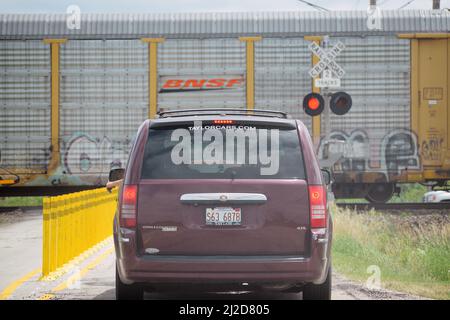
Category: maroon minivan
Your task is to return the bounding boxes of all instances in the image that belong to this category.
[111,109,332,300]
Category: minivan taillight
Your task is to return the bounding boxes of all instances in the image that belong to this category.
[309,185,327,229]
[120,185,137,228]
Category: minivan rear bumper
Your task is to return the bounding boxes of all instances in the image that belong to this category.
[114,227,330,286]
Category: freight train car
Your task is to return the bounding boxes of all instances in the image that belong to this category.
[0,11,449,201]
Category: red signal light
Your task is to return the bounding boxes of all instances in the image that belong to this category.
[303,93,325,116]
[308,97,320,110]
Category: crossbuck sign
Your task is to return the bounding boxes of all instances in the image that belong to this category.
[308,41,346,88]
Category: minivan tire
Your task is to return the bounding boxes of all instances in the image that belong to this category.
[302,266,332,300]
[115,265,143,300]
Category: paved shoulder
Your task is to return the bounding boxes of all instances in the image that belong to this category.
[332,272,426,300]
[0,209,42,296]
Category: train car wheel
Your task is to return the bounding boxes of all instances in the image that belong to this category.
[365,183,395,203]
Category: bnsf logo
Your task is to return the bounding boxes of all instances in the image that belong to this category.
[160,78,244,93]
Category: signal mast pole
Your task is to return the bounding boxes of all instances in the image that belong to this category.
[322,36,331,139]
[433,0,440,9]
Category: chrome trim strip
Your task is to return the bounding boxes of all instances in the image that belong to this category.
[142,255,306,261]
[180,193,267,204]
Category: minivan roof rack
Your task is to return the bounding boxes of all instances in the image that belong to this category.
[156,108,289,119]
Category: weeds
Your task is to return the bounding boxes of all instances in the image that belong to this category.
[0,196,42,207]
[332,206,450,299]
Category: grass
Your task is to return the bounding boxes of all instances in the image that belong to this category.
[332,206,450,299]
[0,196,43,207]
[390,183,428,203]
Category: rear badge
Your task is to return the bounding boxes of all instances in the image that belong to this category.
[161,226,177,232]
[143,225,178,232]
[145,248,160,254]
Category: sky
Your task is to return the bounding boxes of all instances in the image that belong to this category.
[0,0,449,13]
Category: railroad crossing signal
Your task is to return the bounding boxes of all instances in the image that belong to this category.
[308,41,346,88]
[303,39,352,117]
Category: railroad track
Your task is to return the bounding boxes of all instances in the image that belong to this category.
[0,206,42,213]
[336,202,450,212]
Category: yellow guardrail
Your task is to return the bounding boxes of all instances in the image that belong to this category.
[42,188,118,277]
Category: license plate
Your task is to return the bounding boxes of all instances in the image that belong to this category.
[205,207,242,226]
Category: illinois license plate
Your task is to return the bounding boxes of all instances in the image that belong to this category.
[205,207,242,226]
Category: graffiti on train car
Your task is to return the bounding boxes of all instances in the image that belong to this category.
[318,128,420,177]
[62,133,132,177]
[421,134,444,162]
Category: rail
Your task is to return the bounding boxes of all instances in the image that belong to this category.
[336,202,450,213]
[42,188,118,276]
[0,206,41,213]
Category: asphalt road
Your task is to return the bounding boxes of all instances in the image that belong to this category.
[0,209,424,300]
[0,209,42,297]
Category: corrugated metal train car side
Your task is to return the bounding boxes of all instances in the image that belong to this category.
[0,11,449,200]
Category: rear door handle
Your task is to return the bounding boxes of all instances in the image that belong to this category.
[180,193,267,205]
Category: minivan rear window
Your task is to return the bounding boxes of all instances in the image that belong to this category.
[141,122,305,179]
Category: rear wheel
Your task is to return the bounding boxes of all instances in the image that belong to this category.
[115,265,143,300]
[365,183,395,203]
[302,267,332,300]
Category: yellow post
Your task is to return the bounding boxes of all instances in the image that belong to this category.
[43,39,67,172]
[101,191,107,239]
[42,198,50,276]
[59,194,66,266]
[141,38,165,119]
[68,194,75,263]
[84,193,90,251]
[239,37,262,111]
[86,191,94,248]
[56,197,63,268]
[99,191,106,239]
[49,197,58,273]
[91,190,97,244]
[79,194,86,253]
[410,39,419,137]
[64,194,74,262]
[93,190,99,244]
[74,194,82,258]
[304,36,323,143]
[68,194,75,262]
